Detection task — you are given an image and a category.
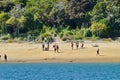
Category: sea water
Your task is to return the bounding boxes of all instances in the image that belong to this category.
[0,63,120,80]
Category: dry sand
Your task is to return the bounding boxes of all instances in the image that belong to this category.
[0,41,120,63]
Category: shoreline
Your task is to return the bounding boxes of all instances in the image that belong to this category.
[1,57,120,63]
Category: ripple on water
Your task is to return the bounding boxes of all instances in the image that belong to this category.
[0,63,120,80]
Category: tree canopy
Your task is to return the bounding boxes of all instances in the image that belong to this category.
[0,0,120,41]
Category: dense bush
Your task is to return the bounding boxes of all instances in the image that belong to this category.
[0,34,12,40]
[91,22,109,38]
[0,0,120,41]
[83,28,92,37]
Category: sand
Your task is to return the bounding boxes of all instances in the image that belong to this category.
[0,41,120,63]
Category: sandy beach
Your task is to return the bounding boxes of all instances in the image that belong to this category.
[0,41,120,63]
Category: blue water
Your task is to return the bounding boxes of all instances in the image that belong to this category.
[0,63,120,80]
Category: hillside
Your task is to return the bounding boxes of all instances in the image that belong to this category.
[0,0,120,42]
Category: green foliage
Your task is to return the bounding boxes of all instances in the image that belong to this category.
[83,28,92,37]
[58,26,73,39]
[6,16,18,25]
[90,1,106,22]
[0,34,12,40]
[40,32,51,42]
[0,0,120,41]
[70,28,85,40]
[18,16,26,23]
[64,0,96,27]
[41,25,55,34]
[91,36,100,41]
[40,25,56,41]
[99,18,109,25]
[91,22,109,37]
[9,0,28,7]
[0,12,9,33]
[91,0,120,37]
[0,0,15,12]
[0,12,9,21]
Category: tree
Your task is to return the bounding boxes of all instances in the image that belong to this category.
[26,0,54,25]
[64,0,97,28]
[6,4,27,36]
[90,1,106,22]
[106,0,120,36]
[0,12,9,34]
[91,0,120,37]
[6,16,19,36]
[91,22,109,37]
[9,0,28,7]
[27,0,68,28]
[0,0,15,12]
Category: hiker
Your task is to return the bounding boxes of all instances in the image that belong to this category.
[53,44,57,53]
[42,42,45,51]
[4,54,7,61]
[97,48,99,55]
[76,41,79,49]
[44,43,49,51]
[71,41,74,50]
[56,44,59,53]
[81,43,84,48]
[47,42,50,51]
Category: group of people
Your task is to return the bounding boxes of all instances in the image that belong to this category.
[0,54,7,61]
[42,41,59,53]
[71,41,100,55]
[71,41,84,50]
[53,44,59,53]
[42,42,49,51]
[42,40,100,55]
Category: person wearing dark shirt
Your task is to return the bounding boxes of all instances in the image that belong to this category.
[4,54,7,61]
[97,48,99,55]
[71,41,74,50]
[42,42,45,51]
[81,43,84,48]
[76,41,79,49]
[56,45,59,53]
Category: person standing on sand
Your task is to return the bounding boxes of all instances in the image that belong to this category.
[4,54,7,61]
[71,41,74,50]
[76,41,79,49]
[0,55,1,59]
[53,44,57,53]
[42,42,45,51]
[56,44,59,53]
[97,48,99,55]
[47,42,50,51]
[81,43,84,48]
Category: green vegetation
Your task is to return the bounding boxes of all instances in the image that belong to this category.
[0,0,120,41]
